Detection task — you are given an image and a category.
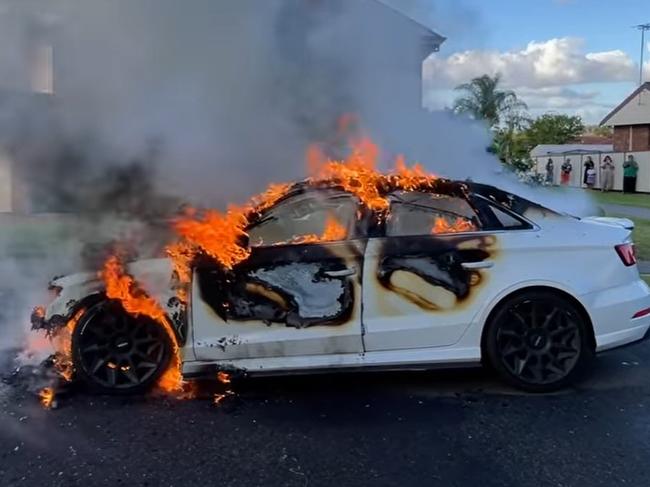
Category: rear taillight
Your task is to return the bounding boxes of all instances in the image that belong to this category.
[615,243,637,266]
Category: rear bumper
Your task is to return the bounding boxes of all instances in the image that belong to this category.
[581,279,650,352]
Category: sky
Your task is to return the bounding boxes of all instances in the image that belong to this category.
[388,0,650,124]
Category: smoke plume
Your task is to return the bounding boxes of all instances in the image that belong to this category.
[0,0,595,354]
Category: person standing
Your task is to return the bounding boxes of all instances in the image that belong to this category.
[583,156,595,186]
[586,166,596,189]
[623,154,639,193]
[560,158,572,185]
[545,158,554,184]
[601,155,615,192]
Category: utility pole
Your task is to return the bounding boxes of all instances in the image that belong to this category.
[635,23,650,86]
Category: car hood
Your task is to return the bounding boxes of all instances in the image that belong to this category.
[45,258,176,321]
[51,258,174,288]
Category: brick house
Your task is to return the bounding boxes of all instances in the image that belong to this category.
[600,82,650,152]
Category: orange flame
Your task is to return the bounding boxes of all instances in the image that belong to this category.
[101,255,183,393]
[432,217,476,234]
[217,371,231,384]
[321,215,347,241]
[49,308,85,382]
[392,155,437,191]
[280,214,348,246]
[36,308,85,409]
[33,306,45,319]
[39,387,55,409]
[309,137,388,212]
[173,206,251,270]
[213,390,235,406]
[166,240,195,302]
[248,182,293,215]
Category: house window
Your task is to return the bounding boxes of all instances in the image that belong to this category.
[31,43,54,94]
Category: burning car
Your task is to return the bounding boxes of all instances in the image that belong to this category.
[30,142,650,395]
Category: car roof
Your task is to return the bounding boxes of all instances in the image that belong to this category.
[247,178,556,224]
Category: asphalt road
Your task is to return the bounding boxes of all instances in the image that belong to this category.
[2,342,650,487]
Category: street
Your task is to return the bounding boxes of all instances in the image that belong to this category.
[2,342,650,487]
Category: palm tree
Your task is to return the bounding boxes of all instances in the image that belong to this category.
[453,74,527,127]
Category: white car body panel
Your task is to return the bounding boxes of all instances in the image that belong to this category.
[361,235,496,351]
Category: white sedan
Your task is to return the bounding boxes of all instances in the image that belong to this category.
[33,181,650,393]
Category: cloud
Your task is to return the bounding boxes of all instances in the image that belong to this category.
[424,37,636,89]
[423,37,650,122]
[516,87,600,109]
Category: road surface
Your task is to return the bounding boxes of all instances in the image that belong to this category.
[2,340,650,487]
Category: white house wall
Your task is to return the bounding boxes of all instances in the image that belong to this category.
[534,151,650,192]
[604,87,650,127]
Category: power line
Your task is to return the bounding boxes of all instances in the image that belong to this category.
[634,23,650,86]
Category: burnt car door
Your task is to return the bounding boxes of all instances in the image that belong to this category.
[362,190,498,351]
[192,189,367,360]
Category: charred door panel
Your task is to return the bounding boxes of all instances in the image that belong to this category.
[363,234,497,351]
[192,240,366,360]
[377,235,493,308]
[197,244,357,328]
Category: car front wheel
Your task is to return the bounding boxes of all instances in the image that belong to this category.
[72,301,171,394]
[485,290,594,392]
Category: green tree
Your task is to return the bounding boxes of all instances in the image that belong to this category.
[492,111,533,169]
[525,114,584,146]
[452,74,527,127]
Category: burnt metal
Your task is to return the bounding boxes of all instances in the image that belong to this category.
[466,181,556,216]
[165,296,187,343]
[197,241,361,328]
[193,180,514,323]
[377,234,493,307]
[31,310,67,334]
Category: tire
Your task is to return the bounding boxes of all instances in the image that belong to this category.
[484,290,594,392]
[72,301,171,395]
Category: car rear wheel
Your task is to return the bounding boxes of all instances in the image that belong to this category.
[485,291,594,392]
[72,301,171,394]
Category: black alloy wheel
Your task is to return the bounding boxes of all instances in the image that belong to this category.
[485,290,594,392]
[72,301,171,394]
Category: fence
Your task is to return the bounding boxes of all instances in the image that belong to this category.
[533,151,650,191]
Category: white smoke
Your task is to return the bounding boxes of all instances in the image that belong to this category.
[0,0,596,356]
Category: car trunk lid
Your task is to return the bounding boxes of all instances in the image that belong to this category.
[580,216,634,231]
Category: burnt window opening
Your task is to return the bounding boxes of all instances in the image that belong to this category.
[489,205,530,229]
[247,190,359,246]
[386,191,481,237]
[469,195,533,232]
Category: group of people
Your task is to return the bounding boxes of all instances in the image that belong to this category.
[544,155,639,193]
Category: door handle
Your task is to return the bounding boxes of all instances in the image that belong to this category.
[461,261,494,270]
[323,267,357,277]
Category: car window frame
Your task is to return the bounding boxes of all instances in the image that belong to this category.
[246,188,369,247]
[468,194,535,232]
[383,191,483,238]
